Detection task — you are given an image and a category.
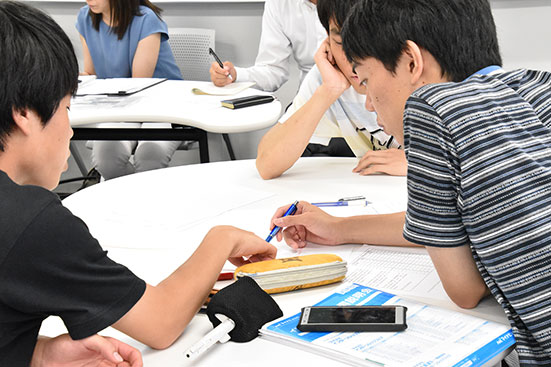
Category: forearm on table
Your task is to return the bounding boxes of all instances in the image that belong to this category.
[426,246,489,309]
[256,86,339,179]
[335,212,418,247]
[337,213,487,308]
[113,227,233,349]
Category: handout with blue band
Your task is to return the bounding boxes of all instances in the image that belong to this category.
[261,283,515,367]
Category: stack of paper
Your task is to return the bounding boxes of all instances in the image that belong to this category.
[261,283,515,367]
[235,254,347,294]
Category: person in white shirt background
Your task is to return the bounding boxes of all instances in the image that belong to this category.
[255,0,407,179]
[209,0,325,92]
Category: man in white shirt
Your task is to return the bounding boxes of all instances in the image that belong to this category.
[209,0,326,92]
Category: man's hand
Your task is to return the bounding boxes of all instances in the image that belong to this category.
[315,38,350,97]
[214,226,278,266]
[270,201,342,249]
[353,149,407,176]
[209,61,236,87]
[32,334,142,367]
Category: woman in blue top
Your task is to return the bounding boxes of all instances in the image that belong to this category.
[76,0,183,180]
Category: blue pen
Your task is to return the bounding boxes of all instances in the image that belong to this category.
[312,200,370,207]
[312,196,370,207]
[266,200,299,243]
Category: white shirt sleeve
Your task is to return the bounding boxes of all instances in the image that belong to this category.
[235,0,325,93]
[235,0,292,92]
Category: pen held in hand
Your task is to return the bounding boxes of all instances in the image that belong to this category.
[266,200,299,243]
[209,47,233,81]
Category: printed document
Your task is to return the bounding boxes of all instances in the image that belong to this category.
[262,283,515,367]
[346,246,448,302]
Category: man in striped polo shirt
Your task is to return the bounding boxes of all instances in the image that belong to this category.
[271,0,551,364]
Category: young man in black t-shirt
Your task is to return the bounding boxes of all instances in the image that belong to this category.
[0,2,277,366]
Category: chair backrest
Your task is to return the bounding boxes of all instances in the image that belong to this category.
[168,28,215,81]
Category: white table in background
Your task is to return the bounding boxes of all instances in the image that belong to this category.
[68,80,282,166]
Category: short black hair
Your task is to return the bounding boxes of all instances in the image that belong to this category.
[342,0,502,82]
[0,1,78,152]
[317,0,361,34]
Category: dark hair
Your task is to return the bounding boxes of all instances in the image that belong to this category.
[317,0,361,34]
[0,1,78,152]
[342,0,502,82]
[90,0,163,40]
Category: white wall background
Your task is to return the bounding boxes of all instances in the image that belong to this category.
[26,0,551,169]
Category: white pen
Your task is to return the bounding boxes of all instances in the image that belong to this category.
[184,316,235,360]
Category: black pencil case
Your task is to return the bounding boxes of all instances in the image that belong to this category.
[221,95,275,109]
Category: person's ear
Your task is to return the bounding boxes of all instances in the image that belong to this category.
[402,40,424,85]
[11,107,35,136]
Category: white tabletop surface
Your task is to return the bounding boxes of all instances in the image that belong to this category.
[69,80,282,134]
[41,158,511,366]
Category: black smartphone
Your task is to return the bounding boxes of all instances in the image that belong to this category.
[296,305,407,332]
[220,95,274,109]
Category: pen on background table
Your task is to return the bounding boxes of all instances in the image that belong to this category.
[265,200,299,243]
[209,47,233,80]
[312,196,370,207]
[312,200,371,207]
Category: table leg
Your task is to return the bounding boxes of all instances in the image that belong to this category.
[222,133,236,160]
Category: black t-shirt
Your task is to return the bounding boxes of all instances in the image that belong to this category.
[0,171,146,366]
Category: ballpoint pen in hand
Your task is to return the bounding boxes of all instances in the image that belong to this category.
[209,47,233,80]
[265,200,299,243]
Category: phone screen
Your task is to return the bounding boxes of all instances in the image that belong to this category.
[308,307,396,324]
[297,306,407,332]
